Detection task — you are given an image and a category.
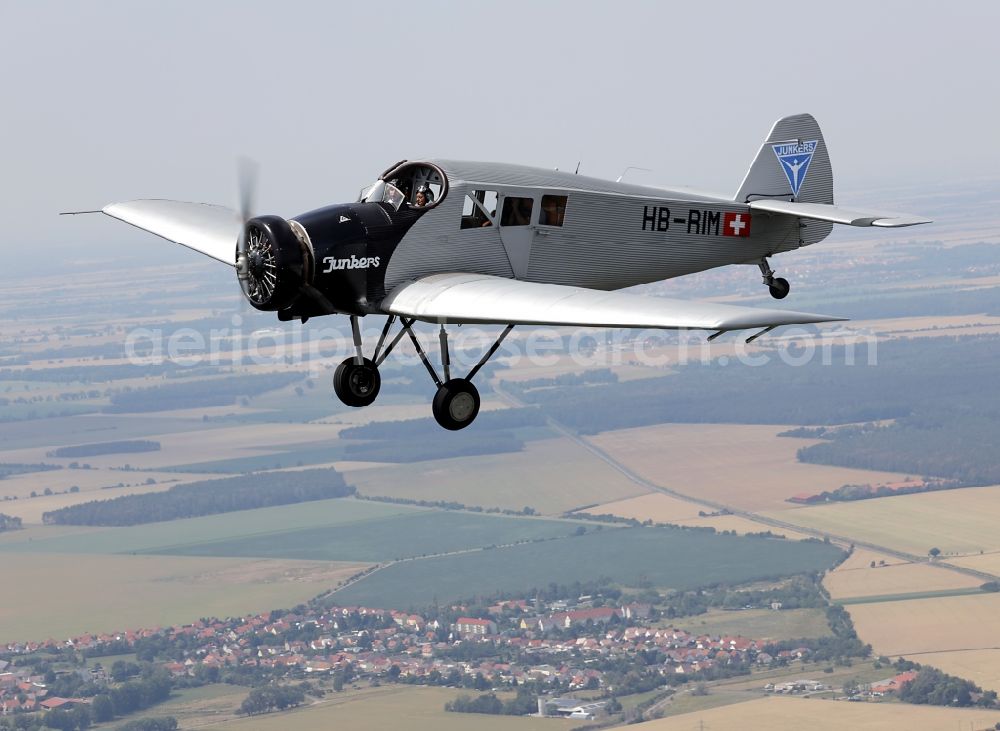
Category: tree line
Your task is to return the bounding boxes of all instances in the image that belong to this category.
[103,372,302,413]
[0,513,22,532]
[43,468,354,526]
[48,440,161,458]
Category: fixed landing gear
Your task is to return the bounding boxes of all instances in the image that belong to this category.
[759,258,790,300]
[333,357,380,407]
[332,314,403,408]
[432,378,481,431]
[331,314,513,430]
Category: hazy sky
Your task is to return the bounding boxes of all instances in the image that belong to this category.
[3,0,998,271]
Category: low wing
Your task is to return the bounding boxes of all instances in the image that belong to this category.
[748,199,931,228]
[382,273,845,331]
[64,199,241,265]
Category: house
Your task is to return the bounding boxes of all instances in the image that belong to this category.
[870,670,919,695]
[551,608,617,629]
[455,618,497,636]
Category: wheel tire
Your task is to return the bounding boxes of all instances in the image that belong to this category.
[432,378,481,431]
[768,277,790,300]
[333,357,381,407]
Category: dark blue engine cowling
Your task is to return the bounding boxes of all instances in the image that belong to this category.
[288,200,426,318]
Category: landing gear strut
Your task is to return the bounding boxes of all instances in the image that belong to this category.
[759,257,790,300]
[331,315,514,430]
[402,320,514,430]
[332,315,405,408]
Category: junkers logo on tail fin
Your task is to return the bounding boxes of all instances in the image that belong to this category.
[772,140,817,197]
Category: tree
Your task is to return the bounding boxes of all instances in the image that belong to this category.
[929,547,941,559]
[91,694,114,722]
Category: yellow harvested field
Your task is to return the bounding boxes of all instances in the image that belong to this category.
[0,422,335,470]
[584,492,706,522]
[0,483,174,523]
[0,467,215,501]
[824,558,981,600]
[585,494,812,538]
[909,649,1000,694]
[850,313,1000,338]
[767,485,1000,557]
[947,552,1000,576]
[589,424,911,512]
[210,685,574,730]
[848,593,1000,656]
[353,437,650,515]
[834,548,907,571]
[0,554,367,644]
[634,695,1000,730]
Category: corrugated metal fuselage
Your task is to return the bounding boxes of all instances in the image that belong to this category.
[289,160,831,317]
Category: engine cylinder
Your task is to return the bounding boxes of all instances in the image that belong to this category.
[237,215,309,311]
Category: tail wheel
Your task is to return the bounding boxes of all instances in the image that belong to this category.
[432,378,481,431]
[333,357,381,407]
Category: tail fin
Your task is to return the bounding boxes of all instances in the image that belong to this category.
[735,113,833,205]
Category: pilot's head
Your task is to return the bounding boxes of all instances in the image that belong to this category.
[415,186,434,207]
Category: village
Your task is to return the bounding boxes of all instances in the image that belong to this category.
[0,591,920,725]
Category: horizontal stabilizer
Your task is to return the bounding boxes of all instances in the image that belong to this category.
[65,199,242,265]
[748,199,932,228]
[383,273,845,331]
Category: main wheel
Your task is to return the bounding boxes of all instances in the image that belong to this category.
[333,357,381,407]
[432,378,481,431]
[768,277,790,300]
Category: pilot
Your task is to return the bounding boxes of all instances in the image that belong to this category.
[414,186,434,208]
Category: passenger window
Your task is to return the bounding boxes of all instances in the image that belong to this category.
[461,190,498,229]
[500,197,534,227]
[540,195,567,226]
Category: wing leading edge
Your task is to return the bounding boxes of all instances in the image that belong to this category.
[382,273,845,331]
[88,199,242,265]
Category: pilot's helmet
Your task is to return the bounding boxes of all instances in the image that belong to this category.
[415,185,434,204]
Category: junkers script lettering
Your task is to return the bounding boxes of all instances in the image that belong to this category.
[322,255,381,273]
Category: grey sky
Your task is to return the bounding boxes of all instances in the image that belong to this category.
[3,0,998,271]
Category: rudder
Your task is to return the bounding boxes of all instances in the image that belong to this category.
[734,113,833,205]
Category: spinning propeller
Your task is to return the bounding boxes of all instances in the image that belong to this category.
[234,159,278,306]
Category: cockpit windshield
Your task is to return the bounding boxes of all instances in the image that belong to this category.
[358,180,406,211]
[357,162,449,213]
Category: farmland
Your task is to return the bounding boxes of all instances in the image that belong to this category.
[824,554,981,600]
[845,592,1000,694]
[847,592,1000,657]
[0,498,414,555]
[140,510,584,562]
[634,695,1000,730]
[352,436,650,515]
[0,553,367,644]
[207,685,574,731]
[587,423,912,512]
[330,527,845,608]
[766,485,1000,557]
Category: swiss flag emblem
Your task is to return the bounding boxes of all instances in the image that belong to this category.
[723,212,751,238]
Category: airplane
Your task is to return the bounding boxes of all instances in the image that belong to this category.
[66,113,930,430]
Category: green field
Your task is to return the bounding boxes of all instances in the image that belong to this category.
[331,528,846,608]
[672,607,833,641]
[141,510,583,562]
[0,498,413,555]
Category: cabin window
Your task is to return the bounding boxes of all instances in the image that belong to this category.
[540,195,567,226]
[500,197,534,227]
[461,190,498,229]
